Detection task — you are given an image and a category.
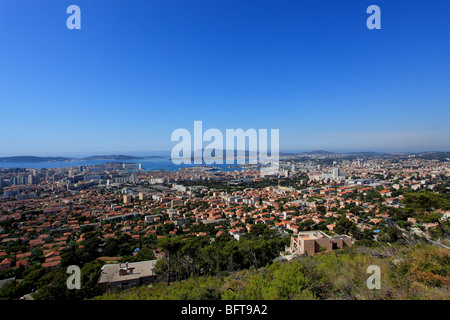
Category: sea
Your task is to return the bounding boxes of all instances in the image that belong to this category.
[0,157,247,172]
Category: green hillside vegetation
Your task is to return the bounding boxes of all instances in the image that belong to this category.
[401,191,450,214]
[95,242,449,300]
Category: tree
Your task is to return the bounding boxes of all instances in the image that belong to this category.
[316,205,327,214]
[30,248,45,264]
[157,237,183,285]
[402,191,450,214]
[249,223,270,237]
[299,219,315,231]
[32,260,103,300]
[378,226,401,243]
[80,236,101,263]
[32,269,68,300]
[157,223,175,235]
[334,216,357,236]
[350,206,363,215]
[60,245,80,267]
[0,279,17,300]
[180,237,206,279]
[120,247,156,263]
[103,237,120,257]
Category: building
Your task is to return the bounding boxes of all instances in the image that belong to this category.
[97,260,158,293]
[321,168,347,180]
[122,163,137,171]
[3,190,20,197]
[150,178,165,184]
[102,212,140,222]
[166,207,177,219]
[144,214,162,224]
[0,258,14,271]
[13,176,27,186]
[288,230,352,257]
[123,194,133,204]
[16,193,37,200]
[27,175,36,185]
[173,184,187,192]
[332,168,340,179]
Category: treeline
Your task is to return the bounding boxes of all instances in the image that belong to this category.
[0,259,104,300]
[96,242,450,300]
[153,227,290,285]
[0,225,288,300]
[59,231,158,267]
[401,190,450,214]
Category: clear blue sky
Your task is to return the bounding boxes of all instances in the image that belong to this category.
[0,0,449,156]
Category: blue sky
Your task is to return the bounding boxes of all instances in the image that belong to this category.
[0,0,449,156]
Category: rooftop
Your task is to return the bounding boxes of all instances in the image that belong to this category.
[297,230,330,240]
[98,260,157,284]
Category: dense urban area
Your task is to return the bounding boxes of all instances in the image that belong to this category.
[0,151,449,300]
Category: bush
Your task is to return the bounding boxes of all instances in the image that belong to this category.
[95,243,450,300]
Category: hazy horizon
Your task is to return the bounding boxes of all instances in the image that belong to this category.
[0,148,449,159]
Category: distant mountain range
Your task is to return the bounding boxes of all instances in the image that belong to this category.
[82,155,148,161]
[0,156,73,163]
[0,155,164,163]
[307,150,335,155]
[1,151,448,163]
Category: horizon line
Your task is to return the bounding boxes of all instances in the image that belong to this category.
[0,149,449,158]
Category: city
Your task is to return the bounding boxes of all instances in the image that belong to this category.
[0,151,448,299]
[0,0,449,313]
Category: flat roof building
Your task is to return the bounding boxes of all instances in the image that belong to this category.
[97,260,158,293]
[288,230,352,257]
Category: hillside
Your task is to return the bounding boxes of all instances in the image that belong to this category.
[82,155,146,161]
[95,242,449,300]
[0,156,73,163]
